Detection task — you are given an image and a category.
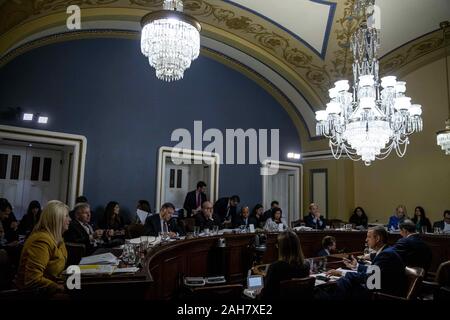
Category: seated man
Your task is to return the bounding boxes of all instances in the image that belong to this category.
[64,202,107,255]
[194,201,222,231]
[317,236,336,257]
[233,206,251,228]
[144,202,184,237]
[433,210,450,233]
[304,203,326,230]
[327,226,406,299]
[393,220,432,271]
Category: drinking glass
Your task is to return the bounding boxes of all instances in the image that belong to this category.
[421,226,428,234]
[434,227,441,234]
[204,228,210,236]
[212,225,219,235]
[193,226,200,237]
[159,231,169,243]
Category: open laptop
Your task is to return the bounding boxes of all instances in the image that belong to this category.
[244,275,264,299]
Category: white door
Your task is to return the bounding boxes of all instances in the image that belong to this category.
[265,169,299,225]
[0,146,27,217]
[0,145,63,219]
[22,148,63,218]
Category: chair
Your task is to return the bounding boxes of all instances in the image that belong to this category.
[290,219,303,228]
[190,284,244,301]
[126,223,146,238]
[279,277,315,300]
[373,267,425,300]
[179,218,195,233]
[65,242,86,266]
[421,260,450,300]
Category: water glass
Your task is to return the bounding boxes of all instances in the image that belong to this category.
[434,227,442,234]
[159,231,170,243]
[204,228,210,236]
[212,225,219,235]
[193,226,200,237]
[345,224,352,231]
[421,226,428,234]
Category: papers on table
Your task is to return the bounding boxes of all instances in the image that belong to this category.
[336,267,357,276]
[136,209,149,224]
[78,264,116,275]
[293,226,313,231]
[79,253,119,265]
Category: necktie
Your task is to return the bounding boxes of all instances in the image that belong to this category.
[163,221,169,233]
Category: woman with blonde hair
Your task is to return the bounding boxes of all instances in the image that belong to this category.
[16,200,70,294]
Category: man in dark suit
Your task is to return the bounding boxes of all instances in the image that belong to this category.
[304,203,327,230]
[233,206,251,228]
[393,220,432,271]
[213,195,240,224]
[433,210,450,233]
[64,202,107,255]
[195,201,222,231]
[183,181,208,219]
[144,202,184,237]
[327,226,406,299]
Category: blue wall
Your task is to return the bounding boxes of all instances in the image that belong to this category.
[0,38,302,220]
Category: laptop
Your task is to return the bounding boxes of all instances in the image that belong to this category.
[247,275,264,290]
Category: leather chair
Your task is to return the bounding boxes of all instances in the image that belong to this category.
[179,217,195,233]
[421,260,450,300]
[373,266,425,300]
[279,277,315,300]
[126,223,146,239]
[65,242,86,266]
[190,284,244,301]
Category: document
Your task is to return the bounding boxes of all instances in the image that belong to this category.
[79,252,119,265]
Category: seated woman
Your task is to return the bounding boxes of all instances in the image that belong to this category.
[260,231,310,300]
[18,200,42,237]
[317,236,336,257]
[387,205,407,231]
[15,200,70,295]
[264,208,287,232]
[349,206,368,229]
[98,201,125,236]
[412,206,432,233]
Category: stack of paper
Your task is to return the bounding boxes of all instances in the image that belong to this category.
[78,264,116,275]
[79,253,119,265]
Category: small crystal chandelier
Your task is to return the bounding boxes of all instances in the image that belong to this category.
[315,0,423,165]
[140,0,201,82]
[436,21,450,155]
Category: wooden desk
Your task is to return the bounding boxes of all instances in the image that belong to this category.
[69,231,450,299]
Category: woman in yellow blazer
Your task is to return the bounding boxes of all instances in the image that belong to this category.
[16,200,70,294]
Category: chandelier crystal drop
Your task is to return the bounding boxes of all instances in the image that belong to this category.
[436,21,450,155]
[140,0,201,82]
[315,0,423,165]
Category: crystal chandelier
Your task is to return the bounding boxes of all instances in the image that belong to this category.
[436,21,450,155]
[140,0,201,82]
[315,0,423,165]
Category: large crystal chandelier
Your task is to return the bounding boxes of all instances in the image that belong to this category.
[140,0,201,82]
[436,21,450,155]
[315,0,423,165]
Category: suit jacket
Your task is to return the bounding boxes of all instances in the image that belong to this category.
[304,213,326,230]
[232,215,252,228]
[392,234,432,271]
[64,220,94,255]
[213,197,237,222]
[183,190,207,218]
[336,246,406,298]
[194,213,222,231]
[15,231,67,294]
[317,248,330,257]
[144,214,184,236]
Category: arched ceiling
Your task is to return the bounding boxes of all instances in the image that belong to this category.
[0,0,448,148]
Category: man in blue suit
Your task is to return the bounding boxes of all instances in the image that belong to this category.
[304,203,326,230]
[393,220,432,272]
[327,226,406,299]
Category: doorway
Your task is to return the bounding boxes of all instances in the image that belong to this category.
[262,160,303,226]
[156,147,219,210]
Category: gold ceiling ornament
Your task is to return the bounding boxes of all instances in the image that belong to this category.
[436,21,450,155]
